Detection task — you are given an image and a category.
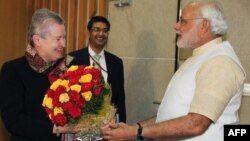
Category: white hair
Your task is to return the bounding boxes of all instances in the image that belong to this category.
[198,1,228,36]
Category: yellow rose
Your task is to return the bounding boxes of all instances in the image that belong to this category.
[42,95,53,109]
[79,73,92,83]
[54,107,64,115]
[59,93,70,103]
[67,65,78,72]
[70,84,81,93]
[61,80,69,91]
[50,79,62,90]
[82,91,92,101]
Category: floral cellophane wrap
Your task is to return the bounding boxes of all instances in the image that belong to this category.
[42,65,116,140]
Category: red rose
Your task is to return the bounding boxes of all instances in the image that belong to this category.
[69,90,80,101]
[92,78,102,86]
[68,76,80,85]
[93,86,102,96]
[46,89,56,97]
[56,85,66,94]
[92,69,101,79]
[52,93,62,107]
[81,82,93,92]
[62,102,74,111]
[68,107,81,118]
[53,113,67,126]
[75,98,85,108]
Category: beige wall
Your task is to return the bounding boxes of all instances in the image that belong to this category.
[107,0,177,123]
[107,0,250,124]
[222,0,250,82]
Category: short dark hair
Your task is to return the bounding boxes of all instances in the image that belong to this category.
[87,16,110,31]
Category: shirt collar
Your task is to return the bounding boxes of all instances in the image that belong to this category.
[192,37,223,56]
[88,45,105,58]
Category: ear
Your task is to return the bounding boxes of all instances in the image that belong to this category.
[201,19,210,33]
[32,34,41,47]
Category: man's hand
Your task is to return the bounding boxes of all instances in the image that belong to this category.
[100,122,137,141]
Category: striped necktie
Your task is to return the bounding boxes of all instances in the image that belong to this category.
[93,54,101,68]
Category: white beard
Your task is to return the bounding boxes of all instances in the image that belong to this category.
[176,21,201,48]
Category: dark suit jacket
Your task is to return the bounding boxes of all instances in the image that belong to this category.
[69,47,126,122]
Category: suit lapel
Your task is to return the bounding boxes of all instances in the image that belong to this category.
[104,51,112,84]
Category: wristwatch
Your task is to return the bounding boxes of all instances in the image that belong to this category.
[137,123,144,141]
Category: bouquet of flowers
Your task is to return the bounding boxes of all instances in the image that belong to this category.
[42,65,116,140]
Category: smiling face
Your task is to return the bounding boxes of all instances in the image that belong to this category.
[33,22,66,63]
[175,4,203,49]
[88,22,109,52]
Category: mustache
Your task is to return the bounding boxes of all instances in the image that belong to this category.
[176,31,182,35]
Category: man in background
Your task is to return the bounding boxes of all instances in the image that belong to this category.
[70,16,126,123]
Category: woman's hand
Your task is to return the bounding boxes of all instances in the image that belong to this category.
[53,124,90,134]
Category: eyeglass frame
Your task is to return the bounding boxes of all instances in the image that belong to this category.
[178,17,204,25]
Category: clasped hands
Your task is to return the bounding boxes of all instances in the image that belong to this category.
[52,117,136,141]
[100,120,137,141]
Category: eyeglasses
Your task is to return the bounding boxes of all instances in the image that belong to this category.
[91,27,109,33]
[178,17,204,25]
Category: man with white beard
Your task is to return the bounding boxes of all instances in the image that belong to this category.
[100,1,246,141]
